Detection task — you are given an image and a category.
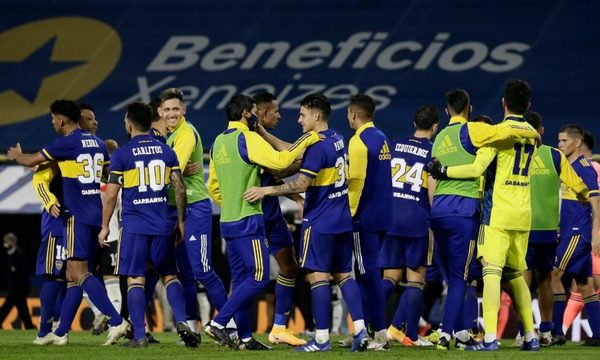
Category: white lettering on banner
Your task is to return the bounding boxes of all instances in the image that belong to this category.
[147,32,530,73]
[111,75,397,112]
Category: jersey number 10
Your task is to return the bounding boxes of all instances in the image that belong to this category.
[135,160,167,192]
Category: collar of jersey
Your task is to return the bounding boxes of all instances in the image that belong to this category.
[168,116,187,132]
[503,114,525,122]
[227,121,250,131]
[449,116,467,125]
[355,122,374,136]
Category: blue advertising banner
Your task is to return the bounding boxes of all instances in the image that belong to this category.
[1,0,598,152]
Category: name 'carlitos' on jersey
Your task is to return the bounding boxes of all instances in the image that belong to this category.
[109,135,180,235]
[299,129,352,233]
[388,136,433,238]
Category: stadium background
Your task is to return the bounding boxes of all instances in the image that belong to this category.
[0,0,598,337]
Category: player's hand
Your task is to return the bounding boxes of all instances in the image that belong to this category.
[255,122,266,136]
[535,133,543,148]
[49,202,61,218]
[174,220,185,246]
[427,158,448,180]
[183,161,202,176]
[592,234,600,257]
[243,187,266,202]
[6,143,22,160]
[98,227,110,248]
[295,197,304,211]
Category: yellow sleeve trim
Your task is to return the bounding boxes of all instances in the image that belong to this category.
[300,168,318,176]
[41,149,54,160]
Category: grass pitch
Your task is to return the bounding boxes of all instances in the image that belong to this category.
[0,330,598,359]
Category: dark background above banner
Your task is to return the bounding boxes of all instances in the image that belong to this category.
[1,0,598,152]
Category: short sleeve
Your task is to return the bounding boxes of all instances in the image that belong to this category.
[165,147,181,171]
[582,166,600,196]
[299,143,323,179]
[108,149,125,174]
[41,136,74,161]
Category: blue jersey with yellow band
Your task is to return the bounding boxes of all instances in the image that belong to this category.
[109,134,180,235]
[150,127,166,143]
[41,128,108,226]
[347,123,392,232]
[299,128,352,234]
[388,136,433,237]
[560,155,600,239]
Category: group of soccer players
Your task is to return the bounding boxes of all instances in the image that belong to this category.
[5,78,600,352]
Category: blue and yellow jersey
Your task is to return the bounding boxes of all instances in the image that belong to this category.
[260,171,284,225]
[388,136,432,237]
[348,123,392,232]
[560,155,600,238]
[150,127,166,143]
[109,134,180,236]
[32,162,64,237]
[40,128,108,226]
[299,128,352,234]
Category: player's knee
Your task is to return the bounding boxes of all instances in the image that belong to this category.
[277,261,298,277]
[574,274,590,287]
[502,267,522,282]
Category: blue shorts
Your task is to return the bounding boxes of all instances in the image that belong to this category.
[36,230,67,277]
[353,231,385,275]
[431,215,478,282]
[526,242,557,274]
[299,226,353,273]
[378,234,431,269]
[117,228,178,277]
[226,233,270,287]
[64,215,100,261]
[183,204,214,278]
[265,218,293,256]
[555,232,592,277]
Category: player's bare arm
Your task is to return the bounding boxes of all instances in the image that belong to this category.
[255,122,292,151]
[244,174,311,202]
[99,180,121,247]
[170,170,187,244]
[590,196,600,256]
[6,143,46,167]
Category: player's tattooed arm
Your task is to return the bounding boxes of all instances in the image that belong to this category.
[243,174,311,202]
[170,170,187,244]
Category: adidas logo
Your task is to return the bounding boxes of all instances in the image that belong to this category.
[214,144,231,165]
[435,135,457,156]
[379,141,391,160]
[530,155,550,175]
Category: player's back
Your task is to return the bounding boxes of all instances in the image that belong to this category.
[482,117,536,230]
[41,128,107,226]
[300,128,352,234]
[388,136,432,237]
[111,135,179,235]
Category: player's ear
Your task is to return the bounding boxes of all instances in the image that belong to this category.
[444,108,449,118]
[181,101,187,115]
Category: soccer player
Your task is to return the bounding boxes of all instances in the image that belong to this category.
[243,94,370,352]
[563,130,600,332]
[429,80,540,351]
[206,93,319,350]
[344,94,392,350]
[159,88,229,335]
[380,105,437,347]
[79,103,98,135]
[550,125,600,346]
[7,99,129,346]
[252,92,306,346]
[522,112,587,346]
[32,161,67,344]
[99,102,198,348]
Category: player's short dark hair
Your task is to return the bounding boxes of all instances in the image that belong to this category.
[126,102,152,132]
[349,94,375,118]
[159,88,184,104]
[471,115,494,125]
[78,103,94,113]
[50,99,80,123]
[583,130,595,150]
[558,124,584,140]
[252,92,277,107]
[523,112,542,131]
[149,97,162,123]
[226,94,255,121]
[414,105,439,130]
[300,94,331,120]
[445,89,470,114]
[504,79,531,114]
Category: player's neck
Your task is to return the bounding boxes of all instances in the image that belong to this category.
[60,123,79,135]
[313,122,328,132]
[129,129,147,138]
[568,150,583,163]
[414,129,432,140]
